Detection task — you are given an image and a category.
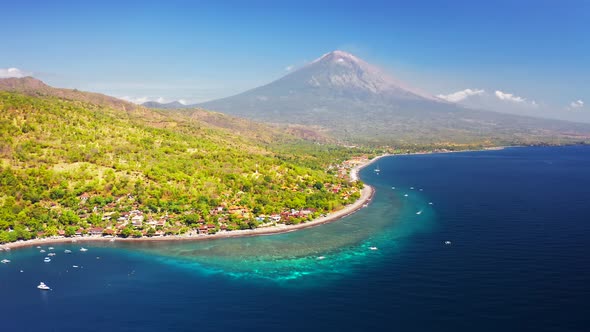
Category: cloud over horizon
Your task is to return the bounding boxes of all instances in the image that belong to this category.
[437,88,485,102]
[0,67,31,78]
[495,90,537,106]
[120,96,151,104]
[439,88,538,108]
[569,99,584,109]
[120,96,190,105]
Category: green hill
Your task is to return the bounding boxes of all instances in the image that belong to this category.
[0,91,361,242]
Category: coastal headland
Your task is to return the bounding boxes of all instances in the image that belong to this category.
[1,157,379,251]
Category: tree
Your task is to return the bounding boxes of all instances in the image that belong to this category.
[120,226,132,238]
[65,226,77,237]
[59,210,80,226]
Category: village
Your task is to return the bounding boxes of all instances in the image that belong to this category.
[31,158,368,240]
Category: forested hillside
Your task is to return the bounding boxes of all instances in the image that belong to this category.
[0,92,361,242]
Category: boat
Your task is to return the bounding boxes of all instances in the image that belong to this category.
[64,249,72,254]
[80,247,88,252]
[374,165,380,173]
[419,188,423,191]
[404,194,409,197]
[444,241,452,245]
[369,246,378,250]
[317,256,325,260]
[391,187,395,190]
[48,247,54,250]
[47,252,56,257]
[37,282,51,290]
[44,257,51,263]
[1,259,10,264]
[410,187,414,190]
[428,202,433,205]
[72,265,79,268]
[416,210,422,215]
[36,246,42,249]
[40,249,46,253]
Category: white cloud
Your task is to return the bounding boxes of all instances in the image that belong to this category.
[569,99,584,109]
[156,97,166,103]
[285,65,294,72]
[0,67,31,78]
[437,88,485,103]
[495,90,524,103]
[120,96,150,104]
[178,99,187,105]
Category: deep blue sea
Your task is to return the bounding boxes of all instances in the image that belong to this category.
[1,146,590,331]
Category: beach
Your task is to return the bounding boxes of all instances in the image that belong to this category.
[1,158,378,251]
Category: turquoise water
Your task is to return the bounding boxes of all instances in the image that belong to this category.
[114,180,437,286]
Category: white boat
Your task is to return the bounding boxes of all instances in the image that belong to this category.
[317,256,325,260]
[37,282,51,290]
[369,246,378,251]
[80,248,88,252]
[40,249,46,253]
[416,210,423,215]
[1,259,10,264]
[410,187,414,190]
[404,194,409,197]
[64,250,72,254]
[72,265,79,268]
[391,187,395,190]
[48,247,54,250]
[36,246,42,249]
[444,241,452,245]
[47,252,56,257]
[44,257,51,263]
[428,202,433,205]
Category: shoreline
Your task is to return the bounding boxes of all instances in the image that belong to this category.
[0,145,512,251]
[1,163,377,251]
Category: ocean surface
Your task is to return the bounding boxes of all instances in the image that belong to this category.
[1,146,589,331]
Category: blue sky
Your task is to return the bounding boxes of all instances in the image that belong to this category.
[1,0,588,120]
